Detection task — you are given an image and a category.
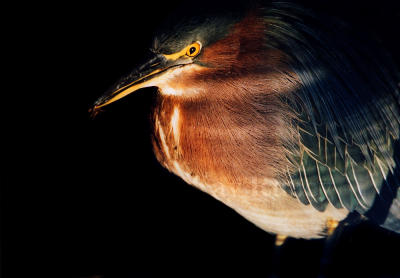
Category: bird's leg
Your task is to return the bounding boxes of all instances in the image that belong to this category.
[317,219,343,278]
[275,234,288,247]
[271,234,288,278]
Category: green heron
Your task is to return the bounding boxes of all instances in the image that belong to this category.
[91,1,400,242]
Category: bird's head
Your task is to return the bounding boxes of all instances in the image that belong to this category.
[91,3,292,114]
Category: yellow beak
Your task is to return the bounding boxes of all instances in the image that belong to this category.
[90,53,183,116]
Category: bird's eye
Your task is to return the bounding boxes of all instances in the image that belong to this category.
[186,42,201,57]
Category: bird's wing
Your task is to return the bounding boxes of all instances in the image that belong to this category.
[285,112,398,215]
[280,46,400,230]
[265,3,400,230]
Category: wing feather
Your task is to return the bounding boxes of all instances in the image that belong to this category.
[265,2,400,230]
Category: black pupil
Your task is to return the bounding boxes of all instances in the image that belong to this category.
[189,47,196,55]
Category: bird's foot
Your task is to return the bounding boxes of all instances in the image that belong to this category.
[326,219,339,236]
[275,234,288,247]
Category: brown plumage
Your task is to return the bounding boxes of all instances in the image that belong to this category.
[152,13,298,186]
[92,2,400,238]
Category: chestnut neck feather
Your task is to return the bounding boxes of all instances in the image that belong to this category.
[152,13,301,188]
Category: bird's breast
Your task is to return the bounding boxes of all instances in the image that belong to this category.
[151,94,279,189]
[151,96,348,238]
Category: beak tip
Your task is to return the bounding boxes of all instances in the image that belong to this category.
[89,106,102,119]
[90,53,166,119]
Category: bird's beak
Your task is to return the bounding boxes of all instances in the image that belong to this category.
[90,53,184,116]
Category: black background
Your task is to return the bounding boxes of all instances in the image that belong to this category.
[4,0,400,277]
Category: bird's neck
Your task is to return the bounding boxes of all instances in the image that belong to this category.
[151,84,298,192]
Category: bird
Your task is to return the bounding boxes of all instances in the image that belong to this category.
[91,0,400,242]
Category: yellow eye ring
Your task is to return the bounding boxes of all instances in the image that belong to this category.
[186,42,201,57]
